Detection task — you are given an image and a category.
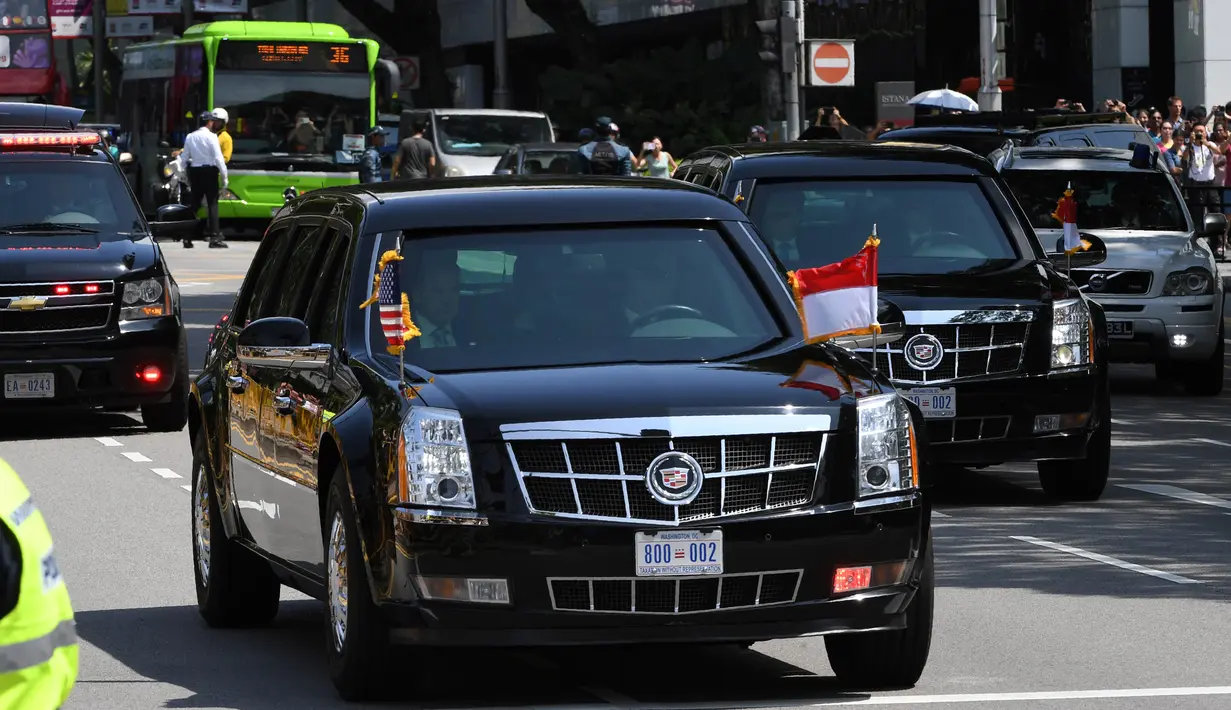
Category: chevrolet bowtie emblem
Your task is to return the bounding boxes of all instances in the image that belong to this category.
[8,296,48,311]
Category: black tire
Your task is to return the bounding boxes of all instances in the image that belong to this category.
[324,469,396,701]
[825,535,934,689]
[1183,329,1224,397]
[142,339,190,432]
[191,430,280,627]
[1038,383,1111,501]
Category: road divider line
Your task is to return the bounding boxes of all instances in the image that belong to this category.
[1119,483,1231,511]
[121,452,152,463]
[814,685,1231,705]
[1010,535,1202,585]
[932,511,950,518]
[151,468,181,479]
[1192,437,1231,448]
[94,437,122,447]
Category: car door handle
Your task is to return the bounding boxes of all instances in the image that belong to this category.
[226,375,246,392]
[273,395,295,415]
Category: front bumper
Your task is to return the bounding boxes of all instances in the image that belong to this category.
[375,501,928,646]
[0,317,183,412]
[901,370,1098,466]
[1094,295,1221,363]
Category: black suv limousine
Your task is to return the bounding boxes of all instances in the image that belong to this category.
[0,103,196,430]
[674,141,1112,501]
[190,175,934,701]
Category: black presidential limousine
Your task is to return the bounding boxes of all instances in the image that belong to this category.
[674,141,1113,501]
[189,175,934,701]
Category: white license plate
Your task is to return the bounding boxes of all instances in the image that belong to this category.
[4,373,54,399]
[901,387,956,419]
[1107,320,1134,338]
[635,529,723,577]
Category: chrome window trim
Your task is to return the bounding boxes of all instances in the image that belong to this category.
[901,309,1035,325]
[853,491,920,514]
[499,413,834,441]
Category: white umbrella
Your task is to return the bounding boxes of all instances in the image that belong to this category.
[907,88,980,112]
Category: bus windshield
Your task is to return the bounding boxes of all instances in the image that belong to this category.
[214,71,370,158]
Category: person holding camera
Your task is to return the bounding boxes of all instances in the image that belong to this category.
[1179,123,1222,221]
[635,137,677,179]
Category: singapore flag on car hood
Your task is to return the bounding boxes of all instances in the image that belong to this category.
[787,228,881,344]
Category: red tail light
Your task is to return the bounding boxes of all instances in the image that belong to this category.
[137,365,162,383]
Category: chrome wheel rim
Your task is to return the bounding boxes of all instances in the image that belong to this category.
[327,511,348,653]
[194,462,211,586]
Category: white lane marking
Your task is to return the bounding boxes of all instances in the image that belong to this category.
[94,437,122,447]
[932,510,950,518]
[814,685,1231,705]
[121,452,152,463]
[1110,418,1128,425]
[1120,483,1231,511]
[180,485,191,492]
[1111,439,1174,447]
[176,281,213,287]
[151,468,181,479]
[1011,536,1202,584]
[1192,437,1231,448]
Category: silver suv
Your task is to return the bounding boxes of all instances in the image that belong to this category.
[992,146,1226,395]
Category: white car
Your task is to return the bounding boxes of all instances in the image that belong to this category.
[993,145,1226,395]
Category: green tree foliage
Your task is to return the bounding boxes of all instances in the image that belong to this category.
[539,38,763,156]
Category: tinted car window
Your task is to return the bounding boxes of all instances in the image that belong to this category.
[1091,128,1149,150]
[372,226,783,372]
[522,150,574,174]
[748,180,1018,275]
[0,160,142,233]
[269,224,327,318]
[1002,170,1188,231]
[243,228,293,324]
[305,230,348,344]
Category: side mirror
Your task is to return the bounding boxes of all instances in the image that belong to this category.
[1202,212,1227,237]
[494,168,514,175]
[1050,233,1108,270]
[149,203,197,238]
[237,317,330,369]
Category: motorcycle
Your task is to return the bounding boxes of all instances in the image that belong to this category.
[153,142,188,208]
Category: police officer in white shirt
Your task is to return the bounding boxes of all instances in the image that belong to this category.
[180,111,229,249]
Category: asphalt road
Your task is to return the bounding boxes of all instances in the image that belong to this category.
[2,241,1231,709]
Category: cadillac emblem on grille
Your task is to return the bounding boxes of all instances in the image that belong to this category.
[903,333,944,371]
[645,451,704,506]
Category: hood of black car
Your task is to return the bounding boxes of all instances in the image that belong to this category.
[0,234,157,282]
[877,259,1058,314]
[413,346,882,438]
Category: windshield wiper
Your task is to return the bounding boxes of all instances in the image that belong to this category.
[0,222,100,234]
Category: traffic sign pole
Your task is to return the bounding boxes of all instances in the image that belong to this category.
[782,0,800,141]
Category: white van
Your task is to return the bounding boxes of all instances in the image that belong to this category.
[397,108,556,177]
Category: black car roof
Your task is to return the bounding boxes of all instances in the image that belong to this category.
[997,146,1166,173]
[881,126,1028,138]
[0,103,85,130]
[700,140,998,178]
[317,175,750,233]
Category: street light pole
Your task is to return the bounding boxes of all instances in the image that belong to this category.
[92,0,104,118]
[781,0,799,140]
[977,0,1002,111]
[492,0,510,109]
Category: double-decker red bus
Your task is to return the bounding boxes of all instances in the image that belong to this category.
[0,1,66,104]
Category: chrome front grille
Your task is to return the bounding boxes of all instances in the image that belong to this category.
[0,281,115,334]
[507,433,826,525]
[926,416,1011,444]
[855,313,1032,385]
[548,570,803,614]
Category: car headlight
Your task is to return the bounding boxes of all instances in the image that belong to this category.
[856,393,918,498]
[398,407,476,510]
[1050,297,1093,369]
[162,165,173,178]
[1162,267,1214,296]
[220,188,240,200]
[443,165,466,177]
[119,277,170,320]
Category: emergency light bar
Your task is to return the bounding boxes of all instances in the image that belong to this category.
[0,132,101,148]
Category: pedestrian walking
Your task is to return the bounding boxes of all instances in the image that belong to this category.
[391,120,436,180]
[180,111,229,249]
[211,107,233,165]
[0,456,78,710]
[573,117,633,176]
[635,137,677,178]
[360,127,387,184]
[747,125,769,143]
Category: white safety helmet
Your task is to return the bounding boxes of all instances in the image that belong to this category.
[211,107,229,123]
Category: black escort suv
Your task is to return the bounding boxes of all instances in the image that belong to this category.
[0,103,198,430]
[189,175,934,701]
[674,141,1112,501]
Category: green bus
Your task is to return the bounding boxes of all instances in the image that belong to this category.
[119,21,398,230]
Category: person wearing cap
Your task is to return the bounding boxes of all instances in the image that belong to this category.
[748,125,769,143]
[572,116,632,176]
[360,127,386,184]
[180,111,229,249]
[210,108,232,164]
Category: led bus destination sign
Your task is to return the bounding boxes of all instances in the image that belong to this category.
[215,41,366,72]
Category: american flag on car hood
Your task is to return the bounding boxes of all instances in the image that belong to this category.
[359,249,421,355]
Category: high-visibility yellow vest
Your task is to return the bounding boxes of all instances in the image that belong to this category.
[0,457,77,710]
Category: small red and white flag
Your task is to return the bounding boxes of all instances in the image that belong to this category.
[787,228,880,344]
[1051,182,1089,255]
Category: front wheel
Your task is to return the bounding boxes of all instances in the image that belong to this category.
[825,535,934,689]
[142,341,189,432]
